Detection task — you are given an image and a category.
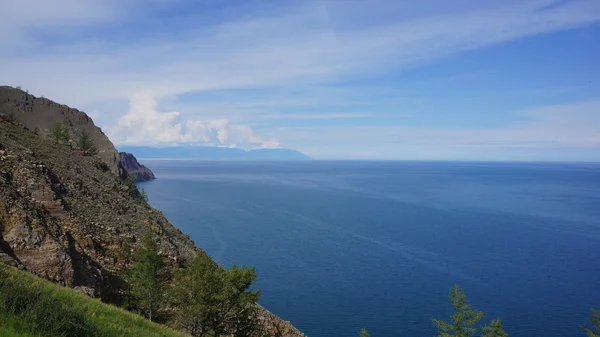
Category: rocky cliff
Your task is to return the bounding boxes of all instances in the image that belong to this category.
[0,86,121,176]
[0,88,303,336]
[0,115,196,299]
[119,152,156,182]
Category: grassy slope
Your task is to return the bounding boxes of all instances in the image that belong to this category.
[0,266,184,337]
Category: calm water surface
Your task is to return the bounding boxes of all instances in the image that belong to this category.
[140,161,600,337]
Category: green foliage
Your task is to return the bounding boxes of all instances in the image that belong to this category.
[433,285,493,337]
[33,127,40,135]
[482,318,508,337]
[77,130,98,155]
[50,123,70,142]
[0,265,183,337]
[123,178,148,204]
[359,328,371,337]
[7,109,17,123]
[581,309,600,337]
[169,253,261,337]
[1,105,17,123]
[140,187,149,203]
[129,230,165,322]
[0,263,99,337]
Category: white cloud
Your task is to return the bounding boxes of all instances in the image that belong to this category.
[108,93,279,149]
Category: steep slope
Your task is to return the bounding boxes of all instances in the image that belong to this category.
[0,86,121,175]
[119,152,156,182]
[0,264,185,337]
[0,115,196,299]
[0,93,304,336]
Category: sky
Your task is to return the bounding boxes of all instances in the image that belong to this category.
[1,0,599,161]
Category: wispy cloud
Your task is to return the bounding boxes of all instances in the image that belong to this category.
[258,113,374,120]
[267,100,600,159]
[1,0,599,158]
[2,0,599,105]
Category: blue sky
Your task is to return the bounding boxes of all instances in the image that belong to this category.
[1,0,599,160]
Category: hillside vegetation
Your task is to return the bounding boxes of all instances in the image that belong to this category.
[0,264,184,337]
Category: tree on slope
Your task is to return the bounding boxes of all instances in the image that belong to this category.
[169,253,260,337]
[482,318,508,337]
[581,309,600,337]
[432,285,507,337]
[50,123,70,141]
[129,230,165,322]
[77,130,97,155]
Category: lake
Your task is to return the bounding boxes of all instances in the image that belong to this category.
[140,160,600,337]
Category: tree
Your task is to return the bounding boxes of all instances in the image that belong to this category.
[432,285,485,337]
[129,230,164,322]
[169,253,260,337]
[1,105,16,122]
[359,328,371,337]
[7,108,16,123]
[482,318,508,337]
[50,123,70,141]
[581,309,600,337]
[77,130,97,155]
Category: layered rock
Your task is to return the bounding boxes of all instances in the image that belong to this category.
[0,92,304,336]
[0,116,196,299]
[0,86,121,175]
[119,152,156,182]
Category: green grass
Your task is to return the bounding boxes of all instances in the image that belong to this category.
[0,265,184,337]
[0,313,39,337]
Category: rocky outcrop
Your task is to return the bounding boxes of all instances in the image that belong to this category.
[0,95,304,336]
[119,152,155,182]
[0,116,196,300]
[0,86,121,176]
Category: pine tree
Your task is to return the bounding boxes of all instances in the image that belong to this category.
[359,328,371,337]
[169,253,260,337]
[482,318,508,337]
[77,130,97,155]
[581,309,600,337]
[50,123,70,141]
[432,285,485,337]
[129,230,164,322]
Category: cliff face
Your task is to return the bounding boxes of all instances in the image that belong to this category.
[119,152,156,182]
[0,88,304,336]
[0,86,121,176]
[0,116,196,299]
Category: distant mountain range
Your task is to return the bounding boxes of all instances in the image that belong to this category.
[118,146,311,161]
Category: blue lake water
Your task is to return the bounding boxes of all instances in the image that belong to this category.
[139,161,600,337]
